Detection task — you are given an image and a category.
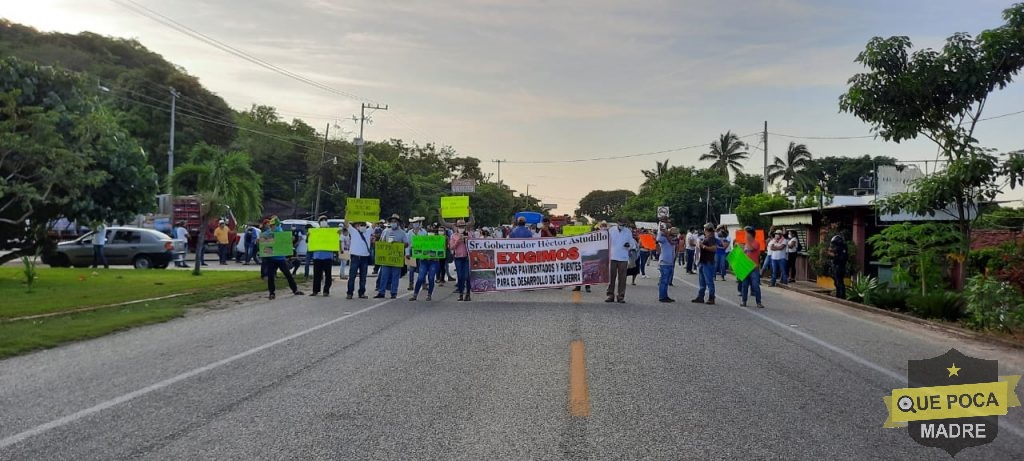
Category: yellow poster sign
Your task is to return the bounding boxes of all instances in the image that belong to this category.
[374,241,406,267]
[346,198,380,223]
[440,196,470,219]
[307,228,339,252]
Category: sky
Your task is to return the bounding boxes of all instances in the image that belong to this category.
[4,0,1024,216]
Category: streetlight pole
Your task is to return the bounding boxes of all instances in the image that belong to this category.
[314,122,329,218]
[168,87,179,194]
[355,102,388,198]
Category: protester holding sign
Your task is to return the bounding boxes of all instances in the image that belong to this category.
[308,221,340,297]
[440,207,476,300]
[692,224,718,305]
[606,218,638,303]
[374,214,409,299]
[410,224,445,301]
[346,221,373,300]
[740,226,765,308]
[406,217,427,291]
[260,216,304,300]
[657,227,680,302]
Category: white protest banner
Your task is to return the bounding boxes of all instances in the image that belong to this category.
[467,231,610,293]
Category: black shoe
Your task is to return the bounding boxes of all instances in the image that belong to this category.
[605,297,614,303]
[464,294,471,301]
[458,294,464,301]
[269,293,276,300]
[391,295,397,299]
[323,292,329,297]
[409,296,417,301]
[293,291,304,296]
[740,301,747,307]
[585,287,591,293]
[659,298,675,303]
[358,295,368,299]
[690,298,704,303]
[373,293,385,299]
[706,298,715,305]
[572,287,581,292]
[757,303,765,309]
[346,294,353,300]
[617,299,625,304]
[310,292,320,296]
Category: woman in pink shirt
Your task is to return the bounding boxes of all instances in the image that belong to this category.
[442,210,475,302]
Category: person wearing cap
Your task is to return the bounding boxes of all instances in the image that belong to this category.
[309,216,337,297]
[406,217,427,291]
[410,223,444,302]
[606,217,638,303]
[691,224,719,305]
[346,220,374,299]
[538,217,556,237]
[261,217,304,300]
[656,227,680,302]
[768,229,789,286]
[740,226,765,308]
[374,214,409,299]
[828,233,849,299]
[214,219,231,265]
[509,216,533,238]
[440,208,476,301]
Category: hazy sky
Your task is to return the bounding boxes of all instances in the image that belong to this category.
[5,0,1024,215]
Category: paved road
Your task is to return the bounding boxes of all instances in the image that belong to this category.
[1,267,1022,460]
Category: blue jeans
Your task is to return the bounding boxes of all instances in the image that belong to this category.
[91,245,108,268]
[639,251,651,275]
[658,264,674,300]
[454,257,470,294]
[715,252,728,278]
[697,262,716,299]
[685,249,695,272]
[771,259,788,285]
[415,260,439,296]
[741,268,762,305]
[378,266,401,296]
[347,255,370,296]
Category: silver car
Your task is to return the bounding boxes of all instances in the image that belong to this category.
[43,226,184,269]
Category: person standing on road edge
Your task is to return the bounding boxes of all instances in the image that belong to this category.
[346,221,373,299]
[829,234,849,299]
[309,216,336,297]
[509,216,533,238]
[685,228,698,274]
[91,222,109,269]
[173,221,189,268]
[262,217,304,300]
[410,223,443,302]
[657,227,680,302]
[374,214,409,299]
[692,224,718,305]
[606,218,638,303]
[768,230,788,286]
[214,220,231,265]
[715,225,730,281]
[406,217,427,290]
[442,208,475,301]
[740,226,765,308]
[786,230,800,282]
[638,229,656,279]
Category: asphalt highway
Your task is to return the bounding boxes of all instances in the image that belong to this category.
[1,268,1022,460]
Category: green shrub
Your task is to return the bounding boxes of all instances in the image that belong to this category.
[846,274,878,303]
[869,287,911,311]
[907,291,965,321]
[963,275,1024,332]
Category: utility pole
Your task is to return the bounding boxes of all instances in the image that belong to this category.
[314,122,329,219]
[492,159,506,186]
[705,185,711,224]
[168,87,180,194]
[355,102,388,198]
[763,120,769,193]
[526,183,536,197]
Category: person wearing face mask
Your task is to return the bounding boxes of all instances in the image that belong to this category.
[374,214,409,299]
[406,217,427,291]
[309,215,336,296]
[509,216,533,238]
[440,208,476,301]
[538,217,555,237]
[410,223,443,302]
[346,220,374,299]
[606,217,638,303]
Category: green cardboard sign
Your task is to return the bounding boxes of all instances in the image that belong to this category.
[375,241,406,267]
[308,228,340,252]
[411,235,447,259]
[440,196,470,219]
[727,246,757,281]
[562,225,591,236]
[259,232,293,257]
[346,198,380,223]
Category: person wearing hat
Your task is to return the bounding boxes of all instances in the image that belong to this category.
[410,223,444,301]
[309,216,337,297]
[768,229,789,287]
[656,227,680,302]
[406,217,427,291]
[606,217,638,303]
[691,223,719,305]
[261,217,304,300]
[371,219,386,276]
[346,220,374,299]
[828,233,849,299]
[509,216,533,238]
[440,208,476,301]
[374,214,409,299]
[214,219,231,265]
[740,226,765,308]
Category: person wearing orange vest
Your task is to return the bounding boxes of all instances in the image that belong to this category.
[637,229,657,279]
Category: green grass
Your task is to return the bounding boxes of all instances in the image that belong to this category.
[0,267,259,319]
[0,277,268,359]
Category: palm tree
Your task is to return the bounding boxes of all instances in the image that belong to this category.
[172,145,262,274]
[642,159,671,182]
[701,131,749,180]
[766,142,813,193]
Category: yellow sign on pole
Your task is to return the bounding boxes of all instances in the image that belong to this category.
[346,198,380,223]
[440,196,470,219]
[307,228,339,252]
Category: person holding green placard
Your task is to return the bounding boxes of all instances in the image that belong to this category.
[406,217,427,291]
[410,223,444,302]
[740,226,765,308]
[261,216,304,300]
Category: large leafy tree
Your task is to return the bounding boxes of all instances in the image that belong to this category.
[733,172,764,197]
[839,3,1024,286]
[621,167,740,227]
[801,155,897,195]
[0,57,157,265]
[701,131,749,180]
[766,142,813,193]
[642,159,671,183]
[734,193,792,231]
[575,190,637,222]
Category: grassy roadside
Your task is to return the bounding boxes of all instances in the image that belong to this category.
[0,268,271,359]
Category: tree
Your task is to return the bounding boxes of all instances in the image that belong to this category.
[0,57,157,265]
[576,190,637,222]
[801,155,897,194]
[839,3,1024,286]
[766,142,813,193]
[701,131,749,180]
[867,223,964,296]
[733,172,764,197]
[642,159,671,183]
[734,193,792,231]
[621,167,740,227]
[172,143,262,274]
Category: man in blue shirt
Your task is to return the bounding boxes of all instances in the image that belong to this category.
[657,227,680,302]
[509,216,533,238]
[691,224,718,305]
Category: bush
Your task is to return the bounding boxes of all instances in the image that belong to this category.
[963,275,1024,332]
[846,274,878,303]
[869,286,911,311]
[906,291,965,321]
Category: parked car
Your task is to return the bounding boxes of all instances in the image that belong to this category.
[42,226,183,269]
[279,219,320,232]
[325,218,346,228]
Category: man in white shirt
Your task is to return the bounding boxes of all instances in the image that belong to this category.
[91,223,109,269]
[346,221,374,299]
[606,218,639,304]
[173,221,189,267]
[786,230,800,282]
[685,228,698,274]
[768,230,789,286]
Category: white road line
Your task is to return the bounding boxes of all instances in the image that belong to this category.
[0,294,407,450]
[673,273,1024,440]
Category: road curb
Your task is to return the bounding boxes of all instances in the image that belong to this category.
[778,283,1024,350]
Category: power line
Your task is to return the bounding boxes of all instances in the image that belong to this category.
[499,132,760,165]
[980,108,1024,121]
[768,132,877,140]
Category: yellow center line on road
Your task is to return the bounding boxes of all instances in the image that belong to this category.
[569,339,591,417]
